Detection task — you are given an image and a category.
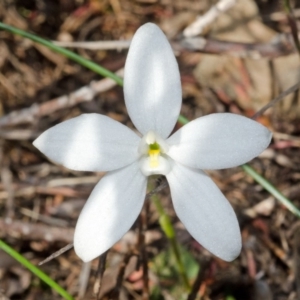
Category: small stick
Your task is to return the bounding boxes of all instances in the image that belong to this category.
[293,227,300,298]
[284,0,300,58]
[178,33,294,59]
[252,81,300,120]
[0,69,124,128]
[138,203,149,299]
[53,40,131,50]
[145,179,168,199]
[94,251,108,300]
[0,144,15,219]
[183,0,237,37]
[0,218,74,243]
[187,259,210,300]
[39,243,74,265]
[54,35,296,59]
[111,251,133,299]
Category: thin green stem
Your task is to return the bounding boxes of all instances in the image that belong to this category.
[0,22,123,86]
[177,115,190,125]
[0,239,74,300]
[151,193,191,291]
[242,164,300,218]
[169,238,190,288]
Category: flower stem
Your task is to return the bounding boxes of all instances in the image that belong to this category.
[151,193,191,291]
[242,164,300,218]
[177,115,189,125]
[0,22,123,86]
[0,239,74,300]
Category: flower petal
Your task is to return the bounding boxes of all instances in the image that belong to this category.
[33,114,141,172]
[166,161,241,261]
[167,113,272,169]
[74,162,147,262]
[124,23,182,138]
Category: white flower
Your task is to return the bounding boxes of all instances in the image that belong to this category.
[33,23,272,263]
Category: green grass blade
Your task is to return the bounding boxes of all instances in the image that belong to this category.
[0,22,123,86]
[242,164,300,218]
[0,239,74,300]
[177,115,189,125]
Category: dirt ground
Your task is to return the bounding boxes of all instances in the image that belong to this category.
[1,0,300,299]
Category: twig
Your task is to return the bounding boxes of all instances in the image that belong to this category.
[94,251,108,300]
[0,185,88,200]
[177,33,295,59]
[0,143,14,219]
[187,259,210,300]
[39,243,74,266]
[251,81,300,120]
[138,203,149,300]
[53,40,131,50]
[0,129,38,140]
[258,232,291,267]
[272,132,300,147]
[0,218,74,243]
[111,251,134,299]
[293,227,300,298]
[54,35,296,59]
[284,0,300,58]
[0,68,124,128]
[20,207,69,227]
[183,0,237,37]
[46,33,300,60]
[145,179,168,199]
[47,175,102,187]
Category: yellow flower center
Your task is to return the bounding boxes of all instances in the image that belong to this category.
[138,131,171,176]
[148,142,160,168]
